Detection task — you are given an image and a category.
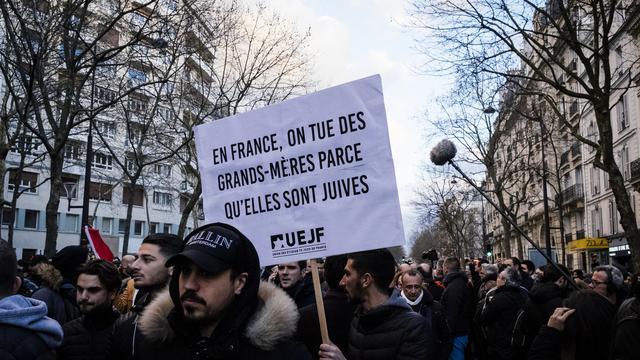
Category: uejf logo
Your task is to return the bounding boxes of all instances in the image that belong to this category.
[270,227,326,258]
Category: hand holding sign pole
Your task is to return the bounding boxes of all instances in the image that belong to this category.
[195,75,405,347]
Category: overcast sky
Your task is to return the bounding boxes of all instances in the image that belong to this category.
[263,0,451,246]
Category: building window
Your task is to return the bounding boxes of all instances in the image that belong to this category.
[123,185,144,206]
[134,220,144,236]
[153,164,171,177]
[96,87,117,104]
[92,152,113,170]
[131,12,147,27]
[11,135,40,155]
[163,223,172,233]
[89,182,112,202]
[101,217,113,235]
[62,214,79,232]
[591,166,600,195]
[96,121,116,138]
[617,94,630,131]
[2,208,15,226]
[128,95,148,113]
[619,145,630,180]
[125,157,138,172]
[128,68,147,87]
[153,191,173,207]
[24,210,38,229]
[64,142,82,160]
[118,219,127,234]
[8,171,38,193]
[609,201,618,235]
[591,206,602,237]
[149,222,159,234]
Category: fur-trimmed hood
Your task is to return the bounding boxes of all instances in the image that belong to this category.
[138,281,300,351]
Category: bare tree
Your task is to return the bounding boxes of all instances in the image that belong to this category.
[169,2,314,237]
[411,0,640,268]
[0,0,178,256]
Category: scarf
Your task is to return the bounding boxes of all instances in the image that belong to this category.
[400,290,424,306]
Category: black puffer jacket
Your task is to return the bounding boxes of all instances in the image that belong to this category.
[405,289,452,360]
[108,289,157,359]
[441,271,475,337]
[478,284,527,360]
[348,292,430,360]
[610,297,640,360]
[58,308,120,360]
[284,275,315,309]
[527,282,566,330]
[133,282,311,360]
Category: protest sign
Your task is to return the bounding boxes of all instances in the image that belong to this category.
[194,74,404,265]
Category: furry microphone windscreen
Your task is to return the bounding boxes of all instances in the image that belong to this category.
[430,139,457,166]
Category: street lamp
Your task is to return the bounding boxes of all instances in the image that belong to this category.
[63,182,83,212]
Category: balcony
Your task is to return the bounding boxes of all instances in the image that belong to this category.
[576,229,585,240]
[561,183,584,205]
[564,232,572,244]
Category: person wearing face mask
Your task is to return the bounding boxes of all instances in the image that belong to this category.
[58,260,121,360]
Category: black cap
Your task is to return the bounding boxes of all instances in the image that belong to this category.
[165,224,244,274]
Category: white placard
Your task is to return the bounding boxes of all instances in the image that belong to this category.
[194,75,404,265]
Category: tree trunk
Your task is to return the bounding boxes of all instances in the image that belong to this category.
[177,178,201,238]
[516,234,523,259]
[45,154,64,257]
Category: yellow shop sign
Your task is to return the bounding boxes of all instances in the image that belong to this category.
[568,238,608,250]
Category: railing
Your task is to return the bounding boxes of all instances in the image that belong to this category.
[576,229,585,239]
[630,158,640,180]
[562,183,584,205]
[564,233,572,243]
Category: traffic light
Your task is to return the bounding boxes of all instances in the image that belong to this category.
[485,244,493,257]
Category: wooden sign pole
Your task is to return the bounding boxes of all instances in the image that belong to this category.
[309,259,330,344]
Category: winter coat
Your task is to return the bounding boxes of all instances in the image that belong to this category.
[0,295,64,360]
[132,281,311,360]
[284,275,315,309]
[609,297,640,360]
[441,271,475,337]
[297,288,356,359]
[477,284,528,360]
[348,291,431,360]
[527,282,566,330]
[108,289,157,359]
[58,308,120,360]
[406,289,453,360]
[527,326,562,360]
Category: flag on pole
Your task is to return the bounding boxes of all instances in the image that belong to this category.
[84,225,114,262]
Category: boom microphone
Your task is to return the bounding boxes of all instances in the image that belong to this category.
[430,139,457,165]
[428,138,578,290]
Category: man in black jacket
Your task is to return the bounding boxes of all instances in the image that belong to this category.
[400,269,452,360]
[132,222,311,360]
[59,260,121,360]
[441,257,475,360]
[527,263,570,331]
[319,249,431,360]
[0,239,63,360]
[477,267,528,360]
[109,233,183,359]
[275,261,315,308]
[298,255,355,359]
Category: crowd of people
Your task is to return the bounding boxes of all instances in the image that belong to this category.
[0,222,638,359]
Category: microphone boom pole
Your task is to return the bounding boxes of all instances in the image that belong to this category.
[431,139,578,290]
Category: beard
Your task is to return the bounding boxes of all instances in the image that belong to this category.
[346,281,365,306]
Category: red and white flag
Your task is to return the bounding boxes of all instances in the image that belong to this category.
[84,225,114,262]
